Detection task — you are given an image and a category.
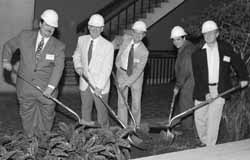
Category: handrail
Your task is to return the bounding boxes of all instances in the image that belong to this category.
[76,0,131,33]
[76,0,164,38]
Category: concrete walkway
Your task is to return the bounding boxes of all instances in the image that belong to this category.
[133,138,250,160]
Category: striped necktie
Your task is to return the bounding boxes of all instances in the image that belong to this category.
[36,37,44,63]
[88,40,93,64]
[127,44,134,76]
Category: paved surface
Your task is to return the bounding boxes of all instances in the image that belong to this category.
[134,138,250,160]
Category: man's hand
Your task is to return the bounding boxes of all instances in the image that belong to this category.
[205,93,212,100]
[240,81,248,88]
[94,87,102,97]
[119,81,128,89]
[75,67,84,76]
[173,87,179,96]
[3,61,12,71]
[43,87,54,98]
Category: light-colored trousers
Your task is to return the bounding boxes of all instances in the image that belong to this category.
[117,82,143,127]
[194,85,225,146]
[80,87,109,128]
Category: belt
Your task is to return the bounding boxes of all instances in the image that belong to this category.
[208,83,218,86]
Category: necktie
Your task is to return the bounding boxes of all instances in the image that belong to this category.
[88,40,93,64]
[127,44,134,76]
[36,37,44,63]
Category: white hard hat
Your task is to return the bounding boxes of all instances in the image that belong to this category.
[41,9,58,28]
[132,20,147,32]
[201,20,218,33]
[170,26,187,38]
[88,14,104,27]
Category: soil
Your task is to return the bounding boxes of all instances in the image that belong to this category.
[0,84,203,159]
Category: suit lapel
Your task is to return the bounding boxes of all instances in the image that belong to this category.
[218,42,223,83]
[201,49,208,84]
[31,32,38,63]
[117,38,132,64]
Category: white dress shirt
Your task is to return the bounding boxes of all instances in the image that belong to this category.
[35,32,50,51]
[203,42,220,84]
[120,40,139,70]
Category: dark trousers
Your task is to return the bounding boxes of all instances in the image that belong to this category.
[176,89,194,129]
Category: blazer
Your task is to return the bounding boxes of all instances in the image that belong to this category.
[73,35,114,94]
[115,34,149,87]
[192,40,248,101]
[2,30,65,96]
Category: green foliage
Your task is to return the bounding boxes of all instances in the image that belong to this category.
[0,123,131,160]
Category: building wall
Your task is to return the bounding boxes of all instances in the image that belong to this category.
[34,0,113,56]
[34,0,211,56]
[147,0,212,50]
[0,0,34,89]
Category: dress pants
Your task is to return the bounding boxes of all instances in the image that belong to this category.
[117,79,143,127]
[80,87,109,128]
[18,89,55,137]
[194,85,225,146]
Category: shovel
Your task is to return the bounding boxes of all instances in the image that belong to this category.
[160,89,178,143]
[81,73,147,150]
[12,70,97,127]
[111,72,150,138]
[151,84,242,143]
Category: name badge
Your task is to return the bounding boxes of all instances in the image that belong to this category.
[134,58,140,63]
[223,56,230,62]
[46,54,55,60]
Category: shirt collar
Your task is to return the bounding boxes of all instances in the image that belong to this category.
[89,35,101,43]
[202,42,218,50]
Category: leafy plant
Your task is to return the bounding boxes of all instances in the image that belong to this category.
[0,122,131,160]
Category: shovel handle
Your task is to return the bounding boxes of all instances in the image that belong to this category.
[169,84,241,127]
[13,70,82,123]
[81,73,147,149]
[111,72,137,127]
[168,92,177,122]
[81,73,127,128]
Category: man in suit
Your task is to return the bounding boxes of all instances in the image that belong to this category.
[72,14,114,128]
[192,20,248,146]
[2,9,65,137]
[114,20,149,127]
[171,26,196,130]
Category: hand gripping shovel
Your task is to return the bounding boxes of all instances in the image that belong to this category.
[13,70,97,127]
[81,73,147,150]
[111,72,151,139]
[151,84,242,143]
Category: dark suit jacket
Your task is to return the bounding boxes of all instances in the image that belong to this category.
[2,30,65,97]
[192,40,248,101]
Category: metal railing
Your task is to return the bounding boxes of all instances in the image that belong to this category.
[77,0,167,40]
[144,50,176,85]
[62,50,176,86]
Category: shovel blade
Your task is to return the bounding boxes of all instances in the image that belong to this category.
[128,134,149,150]
[160,130,175,144]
